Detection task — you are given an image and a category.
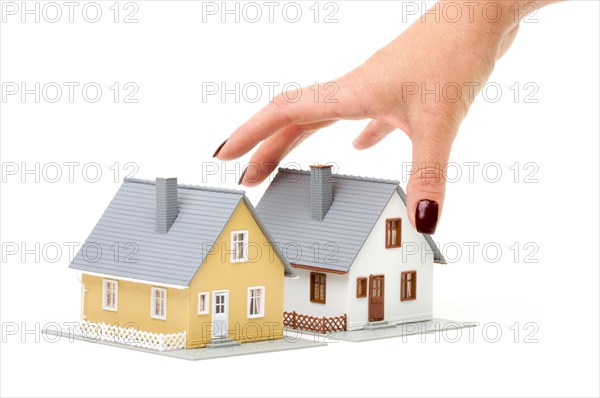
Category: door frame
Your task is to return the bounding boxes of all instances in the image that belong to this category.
[211,290,229,339]
[368,274,385,322]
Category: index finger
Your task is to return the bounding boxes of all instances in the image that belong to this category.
[215,81,358,160]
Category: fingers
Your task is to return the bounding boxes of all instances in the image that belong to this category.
[352,115,456,235]
[405,120,457,234]
[240,120,337,186]
[352,120,397,150]
[215,79,364,160]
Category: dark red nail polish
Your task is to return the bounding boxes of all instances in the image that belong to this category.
[416,199,439,234]
[238,167,247,185]
[212,139,228,158]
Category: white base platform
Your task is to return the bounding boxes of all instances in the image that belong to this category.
[43,328,326,361]
[285,318,478,342]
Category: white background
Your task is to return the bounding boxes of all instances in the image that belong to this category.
[1,1,598,397]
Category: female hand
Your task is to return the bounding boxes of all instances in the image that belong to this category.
[213,0,559,234]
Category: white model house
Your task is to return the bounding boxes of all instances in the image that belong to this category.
[256,166,445,332]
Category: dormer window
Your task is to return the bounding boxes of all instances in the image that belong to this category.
[385,218,402,248]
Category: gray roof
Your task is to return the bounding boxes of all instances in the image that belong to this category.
[256,168,445,273]
[69,178,295,286]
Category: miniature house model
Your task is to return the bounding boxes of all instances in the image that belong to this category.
[256,166,445,332]
[69,178,295,351]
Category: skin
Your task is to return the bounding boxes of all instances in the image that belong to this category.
[215,0,563,233]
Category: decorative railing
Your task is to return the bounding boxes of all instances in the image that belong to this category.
[283,311,347,334]
[76,321,186,351]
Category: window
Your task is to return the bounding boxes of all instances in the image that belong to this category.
[231,231,248,262]
[356,277,367,298]
[214,292,226,314]
[247,287,265,318]
[386,218,402,248]
[310,272,326,304]
[372,276,383,298]
[102,279,118,311]
[198,292,209,315]
[151,287,167,320]
[401,271,417,301]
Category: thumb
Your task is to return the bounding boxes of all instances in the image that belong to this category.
[406,124,456,235]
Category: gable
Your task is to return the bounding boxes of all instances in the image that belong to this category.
[354,190,443,267]
[395,187,445,264]
[190,199,292,285]
[188,198,294,284]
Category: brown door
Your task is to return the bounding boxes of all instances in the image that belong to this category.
[368,274,385,321]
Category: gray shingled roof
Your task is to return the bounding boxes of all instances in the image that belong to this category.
[69,178,295,286]
[256,168,445,273]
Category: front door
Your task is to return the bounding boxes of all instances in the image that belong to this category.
[368,275,385,322]
[212,291,229,339]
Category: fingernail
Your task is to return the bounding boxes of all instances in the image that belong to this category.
[212,139,228,158]
[415,199,439,234]
[238,167,247,185]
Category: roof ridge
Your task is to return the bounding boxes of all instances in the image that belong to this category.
[123,177,246,195]
[277,167,400,185]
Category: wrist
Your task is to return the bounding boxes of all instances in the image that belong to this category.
[435,0,521,34]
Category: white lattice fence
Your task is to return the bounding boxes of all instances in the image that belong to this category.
[76,321,186,352]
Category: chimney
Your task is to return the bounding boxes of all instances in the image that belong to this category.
[156,177,178,234]
[310,165,333,221]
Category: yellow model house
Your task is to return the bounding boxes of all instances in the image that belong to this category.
[69,178,295,351]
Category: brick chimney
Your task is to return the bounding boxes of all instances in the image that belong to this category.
[310,165,333,221]
[156,177,178,234]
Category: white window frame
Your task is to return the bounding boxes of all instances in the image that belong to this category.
[230,230,249,263]
[197,292,209,315]
[102,279,118,311]
[150,287,167,320]
[247,286,265,318]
